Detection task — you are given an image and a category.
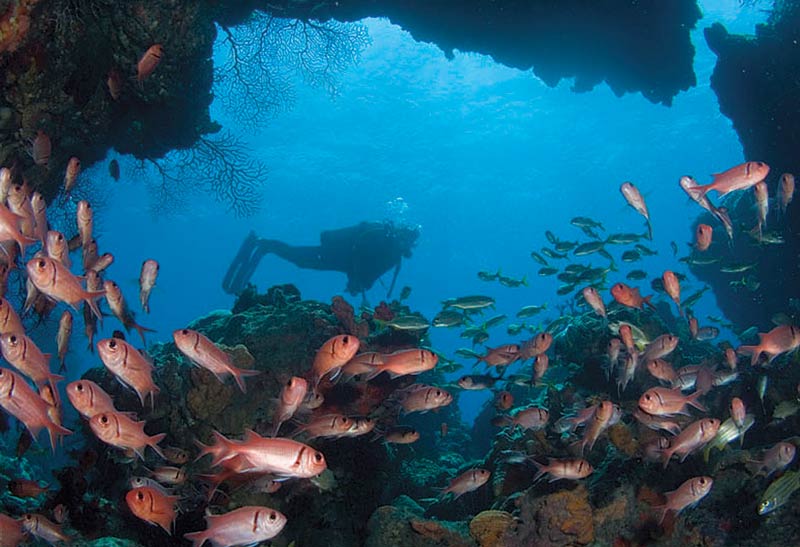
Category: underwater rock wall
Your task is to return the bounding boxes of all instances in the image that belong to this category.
[697,2,800,331]
[258,0,702,106]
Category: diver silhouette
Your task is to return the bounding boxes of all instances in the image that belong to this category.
[223,221,419,299]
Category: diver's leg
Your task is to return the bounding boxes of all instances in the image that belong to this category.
[222,231,260,294]
[265,241,329,271]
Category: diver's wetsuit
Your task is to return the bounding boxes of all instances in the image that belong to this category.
[223,222,416,297]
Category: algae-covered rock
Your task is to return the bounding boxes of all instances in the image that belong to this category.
[365,500,476,547]
[503,484,595,546]
[469,510,515,547]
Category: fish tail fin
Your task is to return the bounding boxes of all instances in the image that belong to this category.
[521,275,529,287]
[183,531,209,547]
[645,220,653,241]
[737,344,763,366]
[83,291,105,326]
[653,504,668,525]
[232,367,260,393]
[47,422,72,453]
[149,433,166,459]
[493,415,512,428]
[661,447,675,469]
[686,390,707,412]
[685,177,712,202]
[531,459,548,482]
[643,296,656,311]
[132,322,156,345]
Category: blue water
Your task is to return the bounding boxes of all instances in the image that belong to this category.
[63,1,766,428]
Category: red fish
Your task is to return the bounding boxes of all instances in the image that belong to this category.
[31,131,51,166]
[0,332,63,398]
[0,368,70,451]
[63,157,80,195]
[30,192,47,243]
[0,513,24,547]
[173,328,259,393]
[618,325,635,353]
[748,442,796,477]
[689,317,699,339]
[494,391,513,411]
[139,259,159,313]
[780,173,795,214]
[137,44,164,82]
[365,348,438,379]
[647,359,677,385]
[611,283,653,310]
[184,506,287,547]
[8,479,48,498]
[620,181,652,239]
[97,337,160,407]
[519,332,552,360]
[679,175,715,212]
[576,400,615,455]
[56,310,72,372]
[439,469,490,500]
[724,348,737,370]
[582,286,606,318]
[384,426,419,444]
[107,69,122,99]
[105,280,154,344]
[45,230,71,267]
[730,397,746,429]
[20,514,70,545]
[661,418,720,468]
[662,271,682,316]
[695,224,712,251]
[76,200,93,250]
[196,430,327,479]
[691,161,770,199]
[310,334,360,386]
[533,458,593,482]
[533,354,548,385]
[0,202,36,255]
[638,387,705,417]
[398,384,452,414]
[738,324,800,365]
[0,297,24,335]
[477,344,520,367]
[126,486,178,534]
[292,414,353,440]
[66,379,118,419]
[270,376,308,437]
[26,256,104,320]
[653,476,713,524]
[754,181,769,238]
[89,411,165,460]
[495,406,549,431]
[642,334,679,362]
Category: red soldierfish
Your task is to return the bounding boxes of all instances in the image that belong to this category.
[292,414,353,440]
[582,287,606,318]
[0,332,63,398]
[310,334,360,386]
[196,429,327,479]
[738,324,800,365]
[0,297,24,335]
[780,173,795,214]
[653,476,713,524]
[689,317,699,339]
[754,181,769,237]
[76,200,93,249]
[642,334,679,362]
[20,513,70,545]
[620,181,652,239]
[399,385,453,414]
[45,230,71,267]
[104,280,154,344]
[661,418,720,468]
[66,379,118,420]
[365,348,438,379]
[662,271,682,316]
[0,513,24,547]
[97,337,160,407]
[638,387,706,417]
[184,506,287,547]
[139,259,159,313]
[126,486,178,534]
[611,282,653,310]
[749,442,796,477]
[476,344,519,367]
[270,376,308,437]
[691,161,770,198]
[0,368,71,451]
[730,397,746,429]
[724,348,737,370]
[30,192,47,243]
[679,176,715,212]
[26,256,104,320]
[576,400,614,455]
[56,310,72,372]
[439,469,490,500]
[496,407,549,431]
[647,359,677,385]
[0,202,36,255]
[695,224,712,251]
[519,332,552,360]
[533,458,593,482]
[89,411,165,460]
[619,325,635,353]
[137,44,164,82]
[31,131,51,166]
[172,328,259,393]
[64,157,80,196]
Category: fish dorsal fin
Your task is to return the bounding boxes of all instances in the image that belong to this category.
[244,429,261,443]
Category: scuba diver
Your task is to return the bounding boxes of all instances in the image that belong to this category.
[223,221,420,299]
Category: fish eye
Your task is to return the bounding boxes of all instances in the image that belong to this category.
[137,491,144,500]
[644,394,651,400]
[181,329,189,335]
[314,452,323,462]
[435,390,442,396]
[100,415,108,424]
[343,336,349,344]
[8,335,15,343]
[23,514,31,520]
[286,379,294,387]
[109,339,116,348]
[37,259,45,268]
[269,512,277,521]
[77,383,83,391]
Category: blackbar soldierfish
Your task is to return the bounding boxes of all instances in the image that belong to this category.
[173,328,260,393]
[26,256,104,320]
[126,486,178,534]
[683,161,770,198]
[654,476,713,524]
[638,387,706,417]
[620,181,652,239]
[184,506,287,547]
[310,334,360,387]
[270,376,308,437]
[89,411,165,460]
[139,259,159,313]
[738,325,800,365]
[439,469,490,500]
[97,337,160,407]
[0,368,71,451]
[66,380,118,419]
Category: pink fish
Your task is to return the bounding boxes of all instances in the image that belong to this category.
[533,458,593,482]
[738,324,800,365]
[270,376,308,437]
[748,442,796,477]
[31,131,51,166]
[398,384,452,414]
[662,271,682,316]
[439,469,490,500]
[184,506,287,547]
[365,348,438,379]
[642,334,679,362]
[495,406,549,431]
[582,287,606,318]
[653,476,713,524]
[310,334,360,386]
[97,337,160,407]
[26,256,104,320]
[754,181,769,238]
[683,161,770,198]
[695,224,712,251]
[173,328,259,393]
[620,181,652,239]
[730,397,746,429]
[66,379,118,419]
[0,368,71,451]
[519,332,552,360]
[679,175,715,212]
[64,157,80,195]
[0,332,62,400]
[89,411,165,460]
[661,418,720,468]
[139,259,159,313]
[476,344,520,367]
[137,44,164,82]
[780,173,795,214]
[638,387,706,417]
